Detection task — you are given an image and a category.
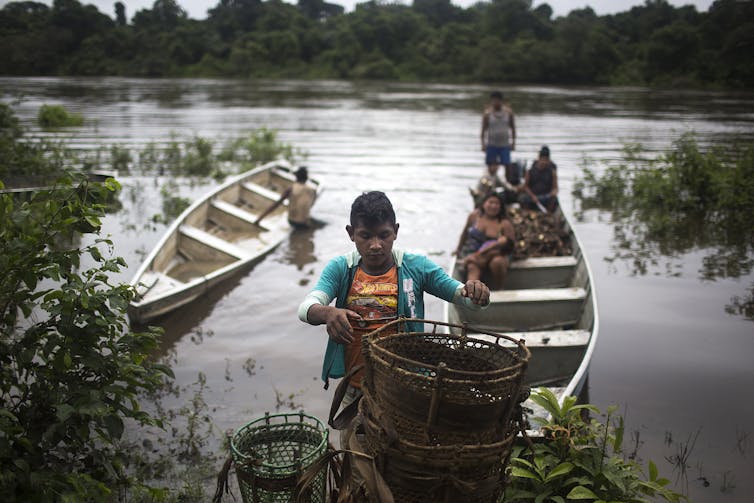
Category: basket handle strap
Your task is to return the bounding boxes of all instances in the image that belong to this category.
[212,454,233,503]
[328,364,364,430]
[294,443,341,503]
[343,421,395,503]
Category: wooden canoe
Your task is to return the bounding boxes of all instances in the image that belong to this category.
[443,207,599,434]
[128,160,321,324]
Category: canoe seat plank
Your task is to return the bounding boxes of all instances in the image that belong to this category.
[469,329,590,348]
[489,287,586,304]
[178,225,251,260]
[451,287,587,332]
[242,181,287,204]
[211,199,259,224]
[509,256,578,270]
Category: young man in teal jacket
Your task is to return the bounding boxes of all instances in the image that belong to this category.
[297,191,490,393]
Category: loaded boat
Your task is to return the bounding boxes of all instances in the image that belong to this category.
[443,206,599,434]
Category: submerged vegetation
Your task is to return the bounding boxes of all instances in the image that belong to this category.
[0,103,70,186]
[37,104,84,129]
[573,134,754,319]
[0,0,752,87]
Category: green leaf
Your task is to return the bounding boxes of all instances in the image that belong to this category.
[103,414,124,440]
[530,388,562,419]
[613,415,625,452]
[535,489,553,503]
[56,404,75,422]
[545,462,575,482]
[648,460,658,481]
[567,486,599,499]
[511,465,542,481]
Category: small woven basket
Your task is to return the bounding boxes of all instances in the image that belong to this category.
[230,412,329,503]
[362,318,530,444]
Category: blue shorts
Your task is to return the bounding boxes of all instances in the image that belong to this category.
[485,146,511,166]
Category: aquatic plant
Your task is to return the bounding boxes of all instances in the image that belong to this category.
[573,134,754,319]
[1,103,70,185]
[505,388,686,502]
[37,104,84,129]
[219,127,302,169]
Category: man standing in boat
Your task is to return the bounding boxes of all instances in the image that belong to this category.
[255,166,317,229]
[481,91,517,185]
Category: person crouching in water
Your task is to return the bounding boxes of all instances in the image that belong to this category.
[455,192,515,290]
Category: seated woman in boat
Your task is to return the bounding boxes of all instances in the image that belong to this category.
[519,145,558,212]
[454,192,515,290]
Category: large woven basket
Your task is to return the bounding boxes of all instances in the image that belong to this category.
[230,412,329,503]
[361,318,530,444]
[358,394,514,503]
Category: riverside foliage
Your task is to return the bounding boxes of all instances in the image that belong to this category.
[572,135,754,319]
[0,175,173,500]
[0,0,752,87]
[505,389,686,502]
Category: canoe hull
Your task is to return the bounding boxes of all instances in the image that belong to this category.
[128,160,320,324]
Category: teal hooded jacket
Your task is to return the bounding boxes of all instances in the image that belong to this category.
[297,248,485,387]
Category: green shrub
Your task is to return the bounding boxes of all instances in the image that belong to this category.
[505,389,685,502]
[37,104,84,129]
[0,175,172,501]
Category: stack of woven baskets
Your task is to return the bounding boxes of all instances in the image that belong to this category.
[358,318,530,503]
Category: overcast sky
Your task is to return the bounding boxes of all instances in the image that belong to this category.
[0,0,716,20]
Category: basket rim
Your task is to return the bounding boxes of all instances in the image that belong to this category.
[230,412,328,472]
[367,345,527,386]
[365,320,530,380]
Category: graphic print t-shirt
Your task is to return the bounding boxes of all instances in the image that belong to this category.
[345,265,398,388]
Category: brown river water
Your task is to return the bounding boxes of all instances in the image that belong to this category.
[2,77,753,501]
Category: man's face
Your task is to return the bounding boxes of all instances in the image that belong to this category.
[346,221,399,273]
[492,97,502,110]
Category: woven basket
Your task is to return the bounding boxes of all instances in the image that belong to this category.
[230,412,329,503]
[361,318,530,443]
[358,395,513,503]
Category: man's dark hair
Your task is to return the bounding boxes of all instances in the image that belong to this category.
[350,191,396,227]
[490,91,503,100]
[294,166,308,182]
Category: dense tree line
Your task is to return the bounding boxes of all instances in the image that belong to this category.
[1,0,752,87]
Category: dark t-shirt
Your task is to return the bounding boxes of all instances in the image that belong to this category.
[529,161,557,195]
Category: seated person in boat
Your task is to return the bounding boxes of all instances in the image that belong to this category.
[519,145,559,212]
[298,191,489,404]
[455,192,515,290]
[469,163,519,207]
[255,166,316,228]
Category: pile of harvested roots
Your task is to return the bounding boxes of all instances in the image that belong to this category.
[508,208,572,260]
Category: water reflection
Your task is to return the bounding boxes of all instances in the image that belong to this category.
[145,269,251,356]
[283,219,325,272]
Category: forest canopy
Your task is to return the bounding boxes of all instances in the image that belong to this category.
[0,0,752,87]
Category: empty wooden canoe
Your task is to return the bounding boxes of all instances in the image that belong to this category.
[128,161,321,324]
